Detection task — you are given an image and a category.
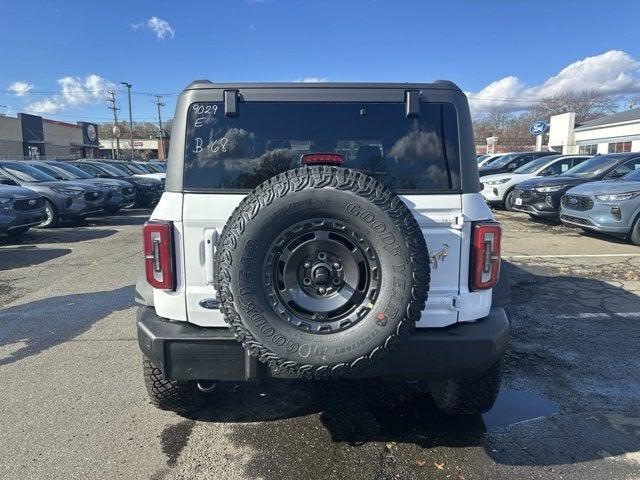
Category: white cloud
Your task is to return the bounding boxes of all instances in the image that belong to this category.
[132,16,175,40]
[8,81,34,97]
[467,50,640,115]
[295,77,328,83]
[25,74,115,115]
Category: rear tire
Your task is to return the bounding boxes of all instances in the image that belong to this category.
[143,359,210,415]
[428,361,503,415]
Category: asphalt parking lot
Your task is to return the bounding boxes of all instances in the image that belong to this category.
[1,209,639,480]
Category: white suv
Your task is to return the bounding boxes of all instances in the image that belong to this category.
[135,81,510,415]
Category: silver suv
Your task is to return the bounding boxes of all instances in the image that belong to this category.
[135,81,510,415]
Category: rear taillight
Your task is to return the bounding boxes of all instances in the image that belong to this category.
[470,222,501,291]
[143,220,175,290]
[300,153,344,166]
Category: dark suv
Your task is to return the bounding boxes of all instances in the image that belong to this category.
[70,160,163,208]
[513,152,640,220]
[479,151,558,176]
[0,184,47,237]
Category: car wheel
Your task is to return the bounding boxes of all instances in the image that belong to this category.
[215,166,430,379]
[38,200,58,228]
[428,360,503,415]
[630,215,640,246]
[143,358,210,415]
[504,190,516,211]
[6,226,30,237]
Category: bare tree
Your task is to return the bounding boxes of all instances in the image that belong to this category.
[534,90,617,123]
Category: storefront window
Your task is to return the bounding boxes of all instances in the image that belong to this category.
[608,141,632,153]
[578,144,598,155]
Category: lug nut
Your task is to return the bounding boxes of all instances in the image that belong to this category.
[303,278,312,286]
[333,262,341,270]
[318,286,326,295]
[333,277,341,285]
[303,261,311,269]
[317,252,326,261]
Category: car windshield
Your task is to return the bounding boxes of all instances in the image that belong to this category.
[134,163,154,173]
[151,163,166,172]
[486,153,520,168]
[184,101,461,192]
[623,169,640,181]
[0,162,56,183]
[51,162,93,179]
[477,155,488,163]
[29,163,73,180]
[94,163,128,177]
[109,162,145,174]
[561,154,622,179]
[514,156,561,174]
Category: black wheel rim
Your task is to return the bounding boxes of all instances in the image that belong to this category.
[263,218,381,334]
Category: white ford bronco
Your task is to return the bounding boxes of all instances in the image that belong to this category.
[135,81,510,415]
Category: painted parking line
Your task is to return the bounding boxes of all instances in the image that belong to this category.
[506,253,640,259]
[556,312,640,319]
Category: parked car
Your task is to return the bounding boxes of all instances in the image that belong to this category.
[99,160,166,183]
[478,153,511,168]
[0,161,104,227]
[141,161,166,173]
[70,160,163,208]
[560,168,640,245]
[480,154,590,210]
[26,161,136,214]
[479,151,557,176]
[0,183,47,237]
[513,152,640,221]
[135,80,510,416]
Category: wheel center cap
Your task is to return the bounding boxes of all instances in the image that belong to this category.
[313,266,330,285]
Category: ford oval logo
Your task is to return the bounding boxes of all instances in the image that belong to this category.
[529,120,549,136]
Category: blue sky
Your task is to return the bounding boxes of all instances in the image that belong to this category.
[1,0,639,123]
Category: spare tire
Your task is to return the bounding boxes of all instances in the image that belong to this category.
[215,166,430,378]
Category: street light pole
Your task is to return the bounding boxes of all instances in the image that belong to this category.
[121,82,134,160]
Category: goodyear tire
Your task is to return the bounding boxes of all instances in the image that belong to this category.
[215,166,430,379]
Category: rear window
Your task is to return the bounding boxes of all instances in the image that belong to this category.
[184,102,461,193]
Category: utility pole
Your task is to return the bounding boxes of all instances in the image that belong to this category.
[106,90,120,159]
[154,95,166,160]
[121,82,134,160]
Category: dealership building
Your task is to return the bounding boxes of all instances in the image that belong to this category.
[99,137,169,160]
[548,107,640,155]
[0,113,100,159]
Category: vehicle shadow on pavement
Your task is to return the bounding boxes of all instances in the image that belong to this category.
[0,285,134,366]
[0,227,119,247]
[89,209,150,227]
[0,246,72,270]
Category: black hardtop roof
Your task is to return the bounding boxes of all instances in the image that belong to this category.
[183,80,462,92]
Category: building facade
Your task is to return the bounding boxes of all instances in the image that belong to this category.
[0,113,100,159]
[548,108,640,155]
[99,137,169,160]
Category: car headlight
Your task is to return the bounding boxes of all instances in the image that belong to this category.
[595,192,640,202]
[484,178,511,185]
[52,187,83,196]
[535,185,566,193]
[0,197,13,210]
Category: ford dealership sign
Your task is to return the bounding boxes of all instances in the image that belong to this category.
[529,120,549,136]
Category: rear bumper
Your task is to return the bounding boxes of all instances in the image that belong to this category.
[137,306,510,381]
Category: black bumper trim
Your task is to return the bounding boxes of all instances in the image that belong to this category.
[137,306,510,381]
